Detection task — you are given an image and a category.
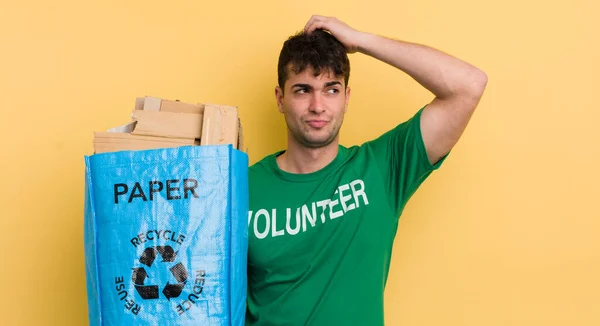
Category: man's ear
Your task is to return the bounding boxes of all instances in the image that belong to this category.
[344,86,351,112]
[275,86,284,113]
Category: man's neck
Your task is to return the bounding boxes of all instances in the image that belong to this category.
[276,140,339,174]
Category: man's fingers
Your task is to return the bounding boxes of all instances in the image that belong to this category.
[306,20,328,34]
[304,15,329,34]
[304,20,317,33]
[306,21,321,34]
[303,16,315,32]
[304,15,320,32]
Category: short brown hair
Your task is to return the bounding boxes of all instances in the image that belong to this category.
[277,29,350,89]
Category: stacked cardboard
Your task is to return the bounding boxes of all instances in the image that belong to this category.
[93,96,243,153]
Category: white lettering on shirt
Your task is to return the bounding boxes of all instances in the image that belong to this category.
[286,208,301,235]
[254,209,270,239]
[249,179,370,240]
[271,208,285,237]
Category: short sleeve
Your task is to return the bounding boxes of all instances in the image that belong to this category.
[363,106,448,217]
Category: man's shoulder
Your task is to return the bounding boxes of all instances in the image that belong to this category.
[352,108,426,152]
[248,150,281,176]
[248,156,269,173]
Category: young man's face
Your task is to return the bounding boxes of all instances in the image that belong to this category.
[276,65,351,149]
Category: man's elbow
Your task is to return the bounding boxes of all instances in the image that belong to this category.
[456,68,487,111]
[467,68,488,101]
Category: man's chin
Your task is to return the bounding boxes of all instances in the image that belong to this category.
[299,136,337,149]
[290,128,339,149]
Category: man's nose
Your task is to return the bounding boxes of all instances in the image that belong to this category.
[309,93,326,114]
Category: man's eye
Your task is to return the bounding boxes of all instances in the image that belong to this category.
[295,89,308,94]
[327,88,339,94]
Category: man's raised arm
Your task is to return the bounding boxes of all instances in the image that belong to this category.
[305,15,488,164]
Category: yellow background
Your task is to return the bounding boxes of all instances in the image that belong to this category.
[1,0,598,325]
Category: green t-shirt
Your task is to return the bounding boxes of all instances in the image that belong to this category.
[246,108,446,325]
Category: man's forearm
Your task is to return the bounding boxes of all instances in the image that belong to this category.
[356,32,487,100]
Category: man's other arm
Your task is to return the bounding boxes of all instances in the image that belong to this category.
[305,15,488,164]
[356,33,488,165]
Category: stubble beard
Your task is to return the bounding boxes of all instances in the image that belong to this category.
[289,120,342,149]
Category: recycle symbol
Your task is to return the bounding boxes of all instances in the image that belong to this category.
[131,246,188,300]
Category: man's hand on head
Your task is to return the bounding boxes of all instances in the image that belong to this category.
[303,15,366,54]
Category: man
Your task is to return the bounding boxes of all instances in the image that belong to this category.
[246,15,487,325]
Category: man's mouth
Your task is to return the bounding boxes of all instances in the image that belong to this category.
[306,120,328,128]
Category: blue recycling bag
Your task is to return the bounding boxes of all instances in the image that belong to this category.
[84,145,248,325]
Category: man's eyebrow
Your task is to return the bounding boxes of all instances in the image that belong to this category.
[324,81,342,87]
[291,81,342,89]
[291,83,312,89]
